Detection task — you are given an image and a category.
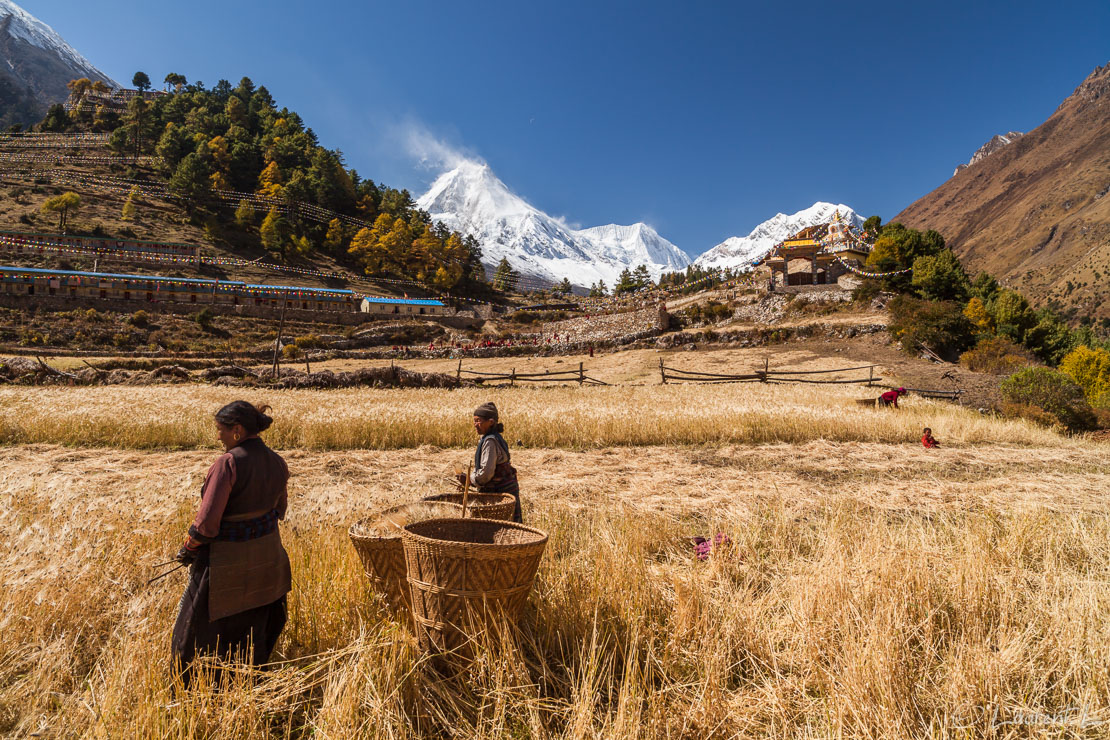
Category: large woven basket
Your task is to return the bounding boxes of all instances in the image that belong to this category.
[422,492,516,521]
[348,502,463,609]
[402,517,548,654]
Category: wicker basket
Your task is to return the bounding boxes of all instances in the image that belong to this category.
[402,517,548,654]
[422,492,516,521]
[348,502,463,609]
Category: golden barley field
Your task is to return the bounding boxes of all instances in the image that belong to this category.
[0,383,1069,450]
[1,383,1109,738]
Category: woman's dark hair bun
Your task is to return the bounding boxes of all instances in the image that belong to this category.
[215,401,273,436]
[493,422,505,434]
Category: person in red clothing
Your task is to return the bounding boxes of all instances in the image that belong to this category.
[922,427,939,448]
[878,387,906,408]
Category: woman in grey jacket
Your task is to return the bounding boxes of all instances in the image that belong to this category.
[458,402,522,522]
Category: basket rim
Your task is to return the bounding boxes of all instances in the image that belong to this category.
[423,492,516,505]
[401,517,548,549]
[349,502,464,541]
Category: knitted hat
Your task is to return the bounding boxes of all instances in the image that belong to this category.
[473,402,498,420]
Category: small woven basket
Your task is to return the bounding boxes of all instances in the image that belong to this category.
[348,501,462,609]
[422,492,516,521]
[401,517,548,654]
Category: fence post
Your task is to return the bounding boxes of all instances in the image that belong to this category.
[579,362,584,386]
[456,358,462,387]
[659,358,667,384]
[760,357,768,383]
[510,368,515,387]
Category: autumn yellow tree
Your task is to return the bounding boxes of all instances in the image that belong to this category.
[121,187,139,221]
[348,214,394,275]
[41,192,81,232]
[963,296,994,332]
[234,199,255,228]
[257,161,284,198]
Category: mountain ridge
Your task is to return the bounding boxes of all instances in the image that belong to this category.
[0,0,118,127]
[417,161,691,288]
[893,61,1110,322]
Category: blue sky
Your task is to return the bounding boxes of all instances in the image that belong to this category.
[20,0,1110,256]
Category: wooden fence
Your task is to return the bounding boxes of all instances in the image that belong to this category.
[659,358,881,386]
[455,360,608,387]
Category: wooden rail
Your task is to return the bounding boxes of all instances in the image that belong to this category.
[659,358,882,386]
[455,360,608,387]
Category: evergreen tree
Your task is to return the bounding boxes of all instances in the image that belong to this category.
[614,268,636,295]
[155,123,193,173]
[163,73,187,92]
[558,277,572,294]
[39,104,70,132]
[492,258,518,292]
[632,264,652,288]
[169,153,211,201]
[132,71,151,92]
[911,249,970,302]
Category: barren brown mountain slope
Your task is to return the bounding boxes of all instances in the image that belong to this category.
[894,62,1110,322]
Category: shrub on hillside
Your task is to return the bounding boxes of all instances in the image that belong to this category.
[887,295,975,359]
[684,301,732,325]
[851,279,882,304]
[959,336,1036,375]
[293,334,325,350]
[128,310,150,328]
[1059,345,1110,403]
[1000,367,1096,431]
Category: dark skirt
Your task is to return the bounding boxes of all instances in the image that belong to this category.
[479,481,523,523]
[171,554,286,684]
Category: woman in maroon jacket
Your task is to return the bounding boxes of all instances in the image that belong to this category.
[171,401,291,681]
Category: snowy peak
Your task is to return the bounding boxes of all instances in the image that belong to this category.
[0,0,117,85]
[576,223,689,273]
[418,161,690,288]
[694,202,864,270]
[420,161,534,221]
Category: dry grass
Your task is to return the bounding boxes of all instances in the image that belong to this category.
[2,441,1110,737]
[0,383,1075,451]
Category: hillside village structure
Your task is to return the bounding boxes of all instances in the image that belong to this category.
[0,230,201,264]
[758,216,872,287]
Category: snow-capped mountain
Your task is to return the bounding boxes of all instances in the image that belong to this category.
[0,0,118,126]
[694,202,864,271]
[418,160,691,288]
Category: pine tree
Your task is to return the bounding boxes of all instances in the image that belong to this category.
[169,153,210,201]
[492,258,518,292]
[632,264,652,288]
[558,277,572,294]
[614,268,635,295]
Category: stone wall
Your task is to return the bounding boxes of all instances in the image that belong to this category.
[541,303,669,344]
